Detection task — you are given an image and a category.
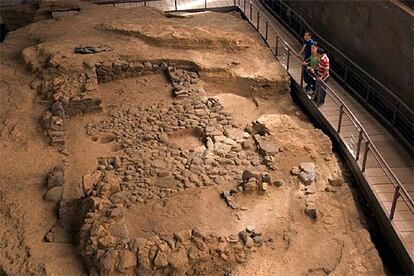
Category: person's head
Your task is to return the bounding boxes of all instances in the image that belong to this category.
[317,47,326,56]
[303,32,312,41]
[311,42,318,55]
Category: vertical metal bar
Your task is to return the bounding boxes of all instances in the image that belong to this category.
[355,129,363,160]
[144,1,146,6]
[250,3,252,21]
[286,47,290,71]
[257,11,260,30]
[243,0,246,14]
[265,21,268,40]
[275,35,279,56]
[300,65,304,87]
[391,100,399,132]
[234,0,236,6]
[361,141,370,172]
[337,105,344,133]
[344,67,348,83]
[204,0,207,9]
[174,0,177,11]
[389,186,400,220]
[365,87,371,106]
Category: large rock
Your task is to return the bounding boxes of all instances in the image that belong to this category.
[298,162,315,185]
[224,128,250,143]
[82,170,103,195]
[45,186,63,202]
[168,249,189,274]
[116,250,137,273]
[254,135,279,156]
[253,114,299,135]
[47,165,65,189]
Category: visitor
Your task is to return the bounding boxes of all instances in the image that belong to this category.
[297,32,314,61]
[302,42,319,91]
[309,47,330,107]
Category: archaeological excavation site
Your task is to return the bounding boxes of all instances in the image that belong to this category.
[0,1,389,275]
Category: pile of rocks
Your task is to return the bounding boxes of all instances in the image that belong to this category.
[166,67,203,98]
[292,162,317,219]
[238,226,264,248]
[79,183,267,276]
[94,59,168,83]
[74,44,111,54]
[86,93,270,205]
[44,165,65,202]
[240,169,272,192]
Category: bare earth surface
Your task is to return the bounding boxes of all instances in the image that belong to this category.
[0,2,384,275]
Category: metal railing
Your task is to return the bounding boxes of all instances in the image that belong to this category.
[261,0,414,155]
[233,0,413,220]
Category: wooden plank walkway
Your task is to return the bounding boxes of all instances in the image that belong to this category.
[249,0,414,261]
[98,0,414,262]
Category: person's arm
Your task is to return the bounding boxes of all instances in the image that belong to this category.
[297,45,305,57]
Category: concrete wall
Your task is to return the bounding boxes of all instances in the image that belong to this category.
[283,0,413,107]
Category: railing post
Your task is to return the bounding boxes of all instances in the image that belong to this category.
[144,1,146,6]
[234,0,236,6]
[361,141,370,172]
[174,0,177,11]
[344,67,348,83]
[300,64,304,87]
[265,21,268,40]
[204,0,207,9]
[356,129,363,160]
[286,47,290,71]
[337,104,344,133]
[275,35,279,56]
[257,11,260,30]
[243,0,246,14]
[391,100,398,133]
[250,3,252,21]
[389,186,400,220]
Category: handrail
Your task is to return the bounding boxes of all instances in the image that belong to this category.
[261,0,414,154]
[235,0,413,220]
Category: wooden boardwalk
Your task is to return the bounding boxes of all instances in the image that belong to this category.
[102,0,414,263]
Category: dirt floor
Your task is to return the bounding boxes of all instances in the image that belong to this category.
[0,1,384,275]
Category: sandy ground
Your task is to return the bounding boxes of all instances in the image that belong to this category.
[0,1,384,275]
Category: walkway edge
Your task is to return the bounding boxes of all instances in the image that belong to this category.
[290,79,414,274]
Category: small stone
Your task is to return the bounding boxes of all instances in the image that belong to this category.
[117,250,137,272]
[328,177,343,187]
[45,186,63,202]
[143,61,153,70]
[253,235,262,244]
[154,251,168,267]
[259,181,268,191]
[273,179,284,187]
[191,227,205,239]
[174,230,191,242]
[245,236,254,248]
[291,166,300,175]
[246,225,255,233]
[305,203,317,219]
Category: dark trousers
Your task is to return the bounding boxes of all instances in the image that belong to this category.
[302,65,311,84]
[312,76,329,106]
